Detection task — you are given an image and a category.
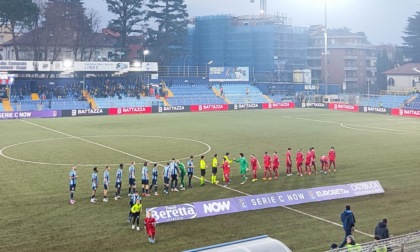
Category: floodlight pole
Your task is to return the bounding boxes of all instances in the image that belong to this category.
[323,0,328,95]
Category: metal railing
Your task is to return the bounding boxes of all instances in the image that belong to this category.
[326,231,420,252]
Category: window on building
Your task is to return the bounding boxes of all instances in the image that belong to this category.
[388,78,395,86]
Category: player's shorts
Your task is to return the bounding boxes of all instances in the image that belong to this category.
[104,184,109,190]
[164,177,170,184]
[311,161,316,165]
[329,159,335,162]
[171,175,178,181]
[129,178,136,186]
[240,169,247,175]
[92,185,97,191]
[188,172,193,177]
[264,166,271,171]
[305,162,310,166]
[200,169,205,176]
[70,184,76,191]
[297,162,303,167]
[142,179,149,185]
[212,167,217,174]
[115,182,121,189]
[152,179,157,185]
[147,228,156,236]
[272,166,279,170]
[286,162,292,168]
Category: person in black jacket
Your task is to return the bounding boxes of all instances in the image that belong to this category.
[375,218,390,239]
[339,205,356,248]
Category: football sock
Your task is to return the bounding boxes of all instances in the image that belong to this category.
[70,192,74,200]
[128,188,131,194]
[200,176,204,185]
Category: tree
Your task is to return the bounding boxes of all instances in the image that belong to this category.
[146,0,189,65]
[0,0,39,60]
[105,0,147,60]
[375,49,393,92]
[42,0,98,61]
[403,11,420,62]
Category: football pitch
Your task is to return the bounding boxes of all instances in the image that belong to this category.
[1,108,420,252]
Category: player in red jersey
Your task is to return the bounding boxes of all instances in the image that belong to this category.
[310,147,317,173]
[250,154,261,182]
[144,211,157,244]
[285,148,292,176]
[305,149,313,175]
[320,155,329,173]
[263,152,272,180]
[296,149,303,176]
[328,147,336,172]
[222,157,231,187]
[272,151,280,179]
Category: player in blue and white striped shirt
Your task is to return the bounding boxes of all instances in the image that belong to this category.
[141,162,150,197]
[151,163,159,196]
[187,156,194,188]
[115,163,123,201]
[103,166,110,202]
[90,167,98,203]
[69,165,78,205]
[170,158,179,192]
[128,161,136,196]
[163,163,171,194]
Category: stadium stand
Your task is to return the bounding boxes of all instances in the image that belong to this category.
[358,95,410,108]
[167,84,226,105]
[10,98,89,111]
[403,94,420,109]
[218,83,268,104]
[95,96,162,108]
[0,102,4,111]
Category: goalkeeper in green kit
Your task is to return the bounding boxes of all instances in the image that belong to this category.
[177,160,187,191]
[234,153,249,185]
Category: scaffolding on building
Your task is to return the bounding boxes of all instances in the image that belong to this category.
[189,14,308,83]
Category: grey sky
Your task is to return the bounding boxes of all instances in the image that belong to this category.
[84,0,420,45]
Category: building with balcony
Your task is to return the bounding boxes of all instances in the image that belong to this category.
[307,26,377,93]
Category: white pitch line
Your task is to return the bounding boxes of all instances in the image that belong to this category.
[20,119,373,238]
[339,123,420,135]
[0,135,212,166]
[283,115,420,135]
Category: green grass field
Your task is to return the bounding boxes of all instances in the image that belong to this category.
[1,109,420,252]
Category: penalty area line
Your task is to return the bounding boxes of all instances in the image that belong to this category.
[20,119,373,238]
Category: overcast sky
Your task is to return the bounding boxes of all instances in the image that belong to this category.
[84,0,420,45]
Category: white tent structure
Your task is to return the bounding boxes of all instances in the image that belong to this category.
[183,235,292,252]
